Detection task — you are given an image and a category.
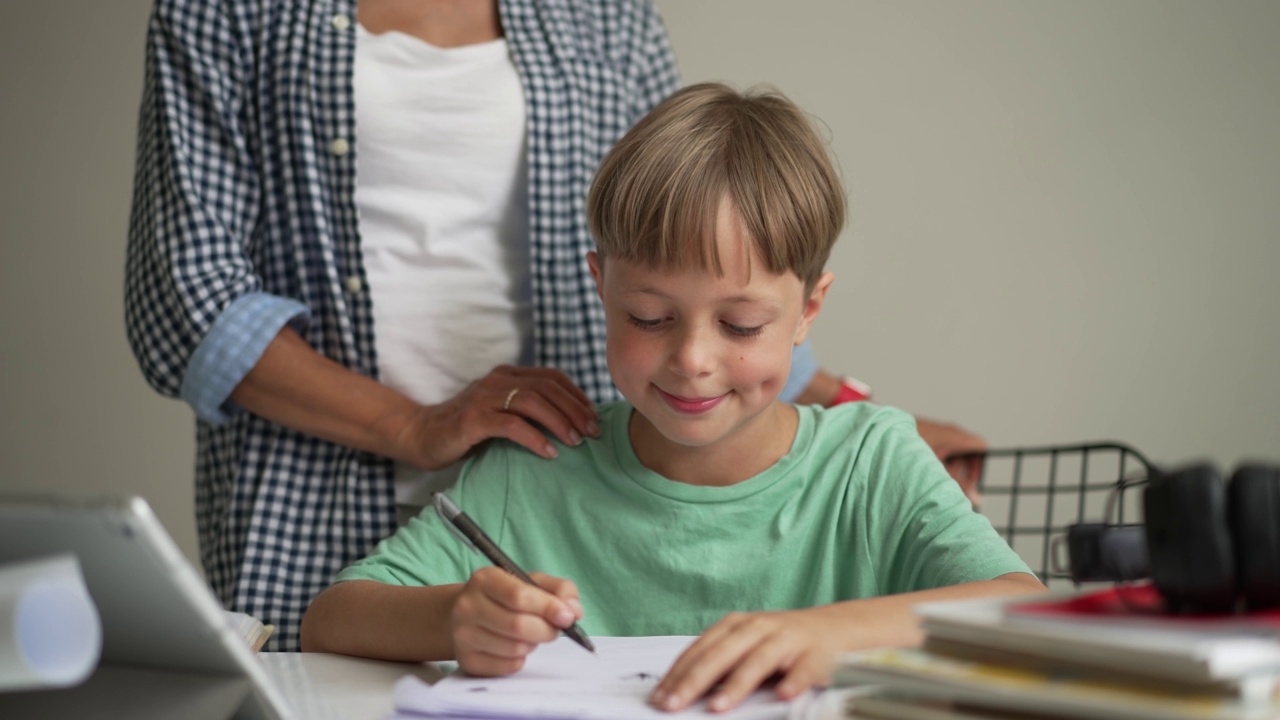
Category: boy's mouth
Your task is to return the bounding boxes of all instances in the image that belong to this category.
[655,387,727,415]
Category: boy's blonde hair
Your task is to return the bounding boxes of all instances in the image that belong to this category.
[587,82,845,290]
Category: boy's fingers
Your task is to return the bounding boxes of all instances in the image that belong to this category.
[565,596,584,619]
[656,631,762,711]
[457,622,540,660]
[704,640,795,712]
[458,647,529,677]
[653,615,746,701]
[530,573,580,600]
[775,655,830,700]
[530,573,584,619]
[478,569,575,630]
[472,591,565,644]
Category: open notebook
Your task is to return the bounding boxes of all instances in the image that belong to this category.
[391,635,794,720]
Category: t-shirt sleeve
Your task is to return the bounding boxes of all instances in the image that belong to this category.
[334,442,516,586]
[857,410,1035,594]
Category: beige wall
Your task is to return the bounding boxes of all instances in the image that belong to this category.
[1,2,199,557]
[2,1,1277,565]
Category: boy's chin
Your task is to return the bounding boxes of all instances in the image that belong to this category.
[643,403,782,449]
[649,423,728,449]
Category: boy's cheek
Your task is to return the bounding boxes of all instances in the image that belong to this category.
[725,348,791,389]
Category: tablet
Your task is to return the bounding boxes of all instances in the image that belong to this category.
[0,495,293,720]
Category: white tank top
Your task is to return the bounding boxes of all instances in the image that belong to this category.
[354,23,531,504]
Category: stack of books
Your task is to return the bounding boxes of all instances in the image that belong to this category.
[831,585,1280,720]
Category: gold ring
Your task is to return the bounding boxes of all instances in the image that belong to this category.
[503,388,520,412]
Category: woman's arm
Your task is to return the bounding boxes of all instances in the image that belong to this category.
[129,2,597,466]
[231,328,598,469]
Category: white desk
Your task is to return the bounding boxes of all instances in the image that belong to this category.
[259,652,446,720]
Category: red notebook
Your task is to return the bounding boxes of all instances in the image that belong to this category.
[1009,583,1280,631]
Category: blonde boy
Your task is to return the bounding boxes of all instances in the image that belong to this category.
[302,83,1042,711]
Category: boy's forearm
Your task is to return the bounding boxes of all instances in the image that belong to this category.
[815,573,1045,650]
[300,580,463,661]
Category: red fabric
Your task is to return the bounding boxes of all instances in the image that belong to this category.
[830,377,871,405]
[1010,583,1280,628]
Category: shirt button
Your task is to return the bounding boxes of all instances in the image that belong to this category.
[331,13,351,31]
[330,137,350,156]
[345,275,363,294]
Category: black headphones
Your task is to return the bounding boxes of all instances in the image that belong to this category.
[1067,462,1280,614]
[1144,463,1280,613]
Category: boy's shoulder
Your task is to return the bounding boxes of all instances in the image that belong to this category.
[796,402,940,488]
[801,401,917,439]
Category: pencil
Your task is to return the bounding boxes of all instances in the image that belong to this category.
[432,493,596,654]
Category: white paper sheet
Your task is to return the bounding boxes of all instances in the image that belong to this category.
[393,636,793,720]
[0,553,102,691]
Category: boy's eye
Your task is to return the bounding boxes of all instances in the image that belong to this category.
[626,314,665,330]
[722,322,764,338]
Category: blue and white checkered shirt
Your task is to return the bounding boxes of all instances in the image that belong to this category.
[126,0,816,651]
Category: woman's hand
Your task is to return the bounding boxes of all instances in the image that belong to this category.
[650,608,839,713]
[451,567,583,676]
[232,329,599,470]
[404,365,600,470]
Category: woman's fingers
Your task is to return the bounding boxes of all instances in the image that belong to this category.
[512,367,598,428]
[412,365,600,468]
[478,407,566,460]
[500,382,590,449]
[471,366,598,449]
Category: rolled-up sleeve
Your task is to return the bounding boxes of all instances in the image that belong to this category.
[179,292,310,422]
[125,0,295,422]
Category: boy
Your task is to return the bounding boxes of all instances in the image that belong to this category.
[301,83,1043,712]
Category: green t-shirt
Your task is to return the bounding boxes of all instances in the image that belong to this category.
[336,402,1032,636]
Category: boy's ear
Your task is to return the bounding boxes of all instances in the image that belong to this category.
[794,271,834,346]
[587,251,604,301]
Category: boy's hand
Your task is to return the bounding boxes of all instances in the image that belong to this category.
[450,567,584,677]
[650,608,838,713]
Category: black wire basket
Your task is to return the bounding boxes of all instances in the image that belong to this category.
[952,442,1159,587]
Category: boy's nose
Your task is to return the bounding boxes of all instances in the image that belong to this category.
[667,325,715,378]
